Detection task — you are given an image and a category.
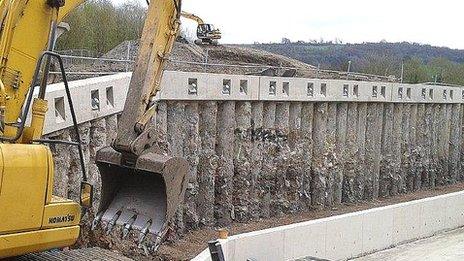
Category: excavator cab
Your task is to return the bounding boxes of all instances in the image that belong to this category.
[196,23,221,45]
[197,23,214,35]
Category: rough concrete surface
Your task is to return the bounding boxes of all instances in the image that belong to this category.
[49,99,464,223]
[197,101,218,226]
[234,101,252,221]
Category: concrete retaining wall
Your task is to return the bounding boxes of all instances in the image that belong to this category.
[40,72,130,134]
[192,190,464,261]
[42,72,464,233]
[41,74,129,205]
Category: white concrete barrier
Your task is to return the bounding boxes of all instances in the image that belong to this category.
[192,191,464,261]
[191,249,213,261]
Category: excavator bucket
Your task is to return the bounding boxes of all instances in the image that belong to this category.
[94,147,189,245]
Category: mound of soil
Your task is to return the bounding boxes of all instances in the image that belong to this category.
[59,38,394,82]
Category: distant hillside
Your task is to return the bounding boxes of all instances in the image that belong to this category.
[242,42,464,72]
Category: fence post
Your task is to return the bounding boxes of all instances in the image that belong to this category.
[204,49,209,72]
[125,41,131,72]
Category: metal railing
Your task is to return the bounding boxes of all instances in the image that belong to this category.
[49,52,398,82]
[166,58,398,82]
[59,54,134,64]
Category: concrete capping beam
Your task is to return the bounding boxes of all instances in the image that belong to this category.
[39,71,463,135]
[40,72,130,134]
[160,71,463,104]
[191,191,464,261]
[160,71,260,101]
[257,78,393,102]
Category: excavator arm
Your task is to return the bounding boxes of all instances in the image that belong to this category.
[181,11,205,24]
[113,0,181,155]
[0,0,67,140]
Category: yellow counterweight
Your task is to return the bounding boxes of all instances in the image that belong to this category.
[0,144,81,258]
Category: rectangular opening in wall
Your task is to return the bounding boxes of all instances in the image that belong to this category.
[222,79,231,95]
[398,87,403,99]
[320,83,327,97]
[450,90,454,99]
[422,88,427,99]
[269,81,277,96]
[54,97,65,123]
[91,90,100,111]
[406,88,411,99]
[372,86,378,98]
[188,78,198,95]
[381,86,386,98]
[343,84,349,97]
[429,89,434,100]
[353,84,359,97]
[106,86,114,108]
[283,82,290,96]
[443,89,447,100]
[240,80,248,95]
[307,82,314,97]
[462,90,464,100]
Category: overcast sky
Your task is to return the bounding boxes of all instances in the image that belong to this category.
[112,0,464,49]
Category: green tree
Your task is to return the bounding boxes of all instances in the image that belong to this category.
[57,0,146,55]
[427,57,464,85]
[403,57,428,84]
[358,52,401,77]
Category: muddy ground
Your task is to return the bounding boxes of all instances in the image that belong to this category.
[77,183,464,261]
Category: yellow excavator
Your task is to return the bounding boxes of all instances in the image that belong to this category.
[0,0,188,258]
[181,11,222,45]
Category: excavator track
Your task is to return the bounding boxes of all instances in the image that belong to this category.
[11,248,132,261]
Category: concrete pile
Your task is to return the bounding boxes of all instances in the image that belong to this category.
[158,101,462,231]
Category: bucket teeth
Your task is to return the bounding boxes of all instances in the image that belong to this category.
[122,214,138,239]
[106,210,122,235]
[92,212,104,230]
[151,237,162,253]
[137,219,152,246]
[141,244,150,257]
